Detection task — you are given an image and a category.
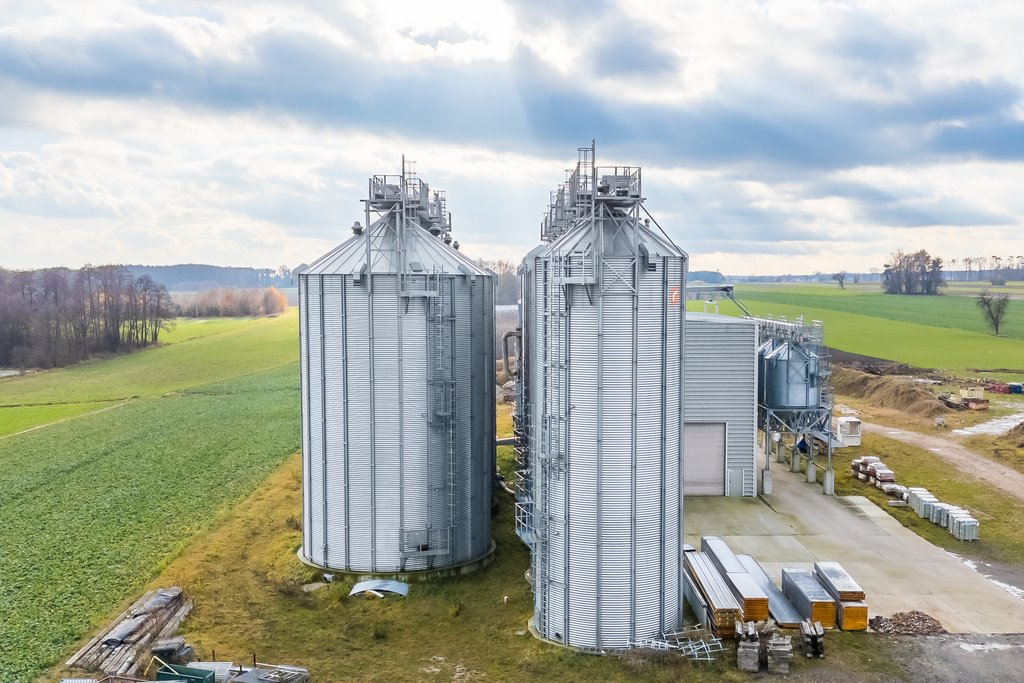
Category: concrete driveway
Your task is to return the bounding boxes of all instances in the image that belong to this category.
[683,463,1024,633]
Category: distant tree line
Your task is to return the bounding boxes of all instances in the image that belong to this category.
[477,259,518,305]
[177,287,288,318]
[881,250,945,295]
[0,265,172,370]
[944,255,1024,284]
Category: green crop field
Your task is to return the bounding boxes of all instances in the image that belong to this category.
[738,283,1024,339]
[0,314,301,683]
[0,312,298,437]
[696,284,1024,377]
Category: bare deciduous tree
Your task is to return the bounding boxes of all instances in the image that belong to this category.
[976,289,1010,335]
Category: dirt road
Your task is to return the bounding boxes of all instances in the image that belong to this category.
[860,421,1024,503]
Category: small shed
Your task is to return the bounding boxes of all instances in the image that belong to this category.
[835,417,862,447]
[683,314,758,496]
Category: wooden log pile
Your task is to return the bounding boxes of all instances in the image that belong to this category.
[65,587,193,677]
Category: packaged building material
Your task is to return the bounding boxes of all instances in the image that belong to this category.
[685,552,742,637]
[701,536,747,575]
[813,562,865,602]
[781,569,835,629]
[736,555,803,628]
[836,601,869,631]
[726,572,770,623]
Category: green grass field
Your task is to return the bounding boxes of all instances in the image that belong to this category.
[0,312,298,437]
[698,284,1024,377]
[738,283,1024,339]
[0,315,301,683]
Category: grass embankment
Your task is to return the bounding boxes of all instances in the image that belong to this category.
[0,317,300,683]
[0,312,298,437]
[831,433,1024,566]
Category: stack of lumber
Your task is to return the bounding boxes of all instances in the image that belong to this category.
[799,620,825,658]
[814,562,868,631]
[767,634,794,673]
[65,587,192,677]
[781,569,835,629]
[684,552,742,637]
[701,537,769,623]
[736,555,802,628]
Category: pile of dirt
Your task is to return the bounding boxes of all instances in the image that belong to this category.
[831,366,949,418]
[869,611,946,635]
[1007,421,1024,448]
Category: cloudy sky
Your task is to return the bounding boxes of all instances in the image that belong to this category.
[1,0,1022,275]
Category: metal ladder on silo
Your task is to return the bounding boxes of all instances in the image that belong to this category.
[427,268,456,556]
[536,249,569,636]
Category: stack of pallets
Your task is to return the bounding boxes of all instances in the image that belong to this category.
[782,569,836,629]
[685,552,743,637]
[814,562,868,631]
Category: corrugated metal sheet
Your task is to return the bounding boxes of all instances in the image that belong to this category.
[523,211,686,650]
[299,215,494,573]
[684,314,758,497]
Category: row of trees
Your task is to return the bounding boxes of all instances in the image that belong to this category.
[881,250,946,295]
[478,259,518,305]
[946,255,1024,283]
[177,287,288,318]
[0,265,173,370]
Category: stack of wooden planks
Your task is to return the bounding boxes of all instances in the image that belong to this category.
[736,555,803,628]
[684,552,742,637]
[701,537,769,623]
[814,562,868,631]
[782,569,836,629]
[65,587,192,677]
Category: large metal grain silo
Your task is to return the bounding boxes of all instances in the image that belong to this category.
[298,165,495,574]
[515,144,687,650]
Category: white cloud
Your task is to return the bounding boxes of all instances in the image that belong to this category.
[0,0,1022,275]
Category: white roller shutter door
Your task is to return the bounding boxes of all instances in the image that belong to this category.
[684,423,726,496]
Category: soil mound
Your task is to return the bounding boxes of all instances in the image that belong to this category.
[1007,421,1024,448]
[831,366,948,418]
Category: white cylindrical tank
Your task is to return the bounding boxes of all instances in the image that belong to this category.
[519,152,686,650]
[298,183,494,574]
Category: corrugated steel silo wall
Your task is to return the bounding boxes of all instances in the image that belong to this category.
[298,270,493,573]
[684,318,758,496]
[530,252,684,650]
